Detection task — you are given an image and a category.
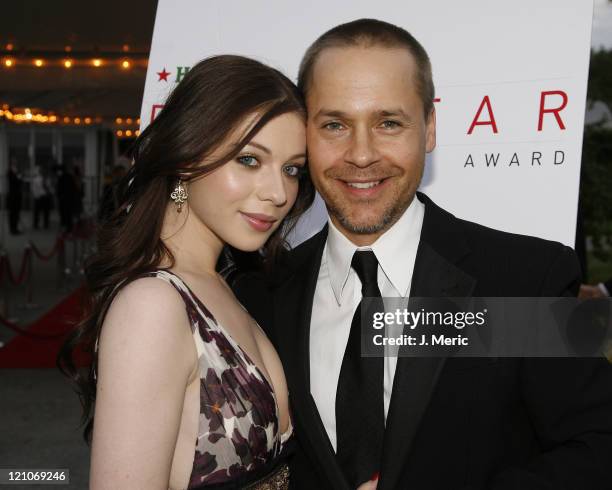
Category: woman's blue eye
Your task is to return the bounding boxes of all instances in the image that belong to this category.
[283,165,304,178]
[237,155,258,167]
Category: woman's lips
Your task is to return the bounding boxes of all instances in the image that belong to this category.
[240,212,277,232]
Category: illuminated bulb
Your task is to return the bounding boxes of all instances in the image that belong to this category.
[136,118,140,125]
[92,58,102,67]
[74,117,81,124]
[34,59,44,67]
[0,110,3,116]
[126,117,133,124]
[5,111,13,119]
[64,45,72,53]
[116,130,123,137]
[4,58,14,67]
[115,117,123,124]
[135,129,140,136]
[64,59,73,68]
[125,130,132,137]
[84,117,92,124]
[121,59,130,69]
[63,116,70,123]
[122,44,130,52]
[6,43,14,51]
[49,115,57,122]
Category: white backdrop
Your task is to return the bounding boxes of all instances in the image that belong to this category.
[141,0,593,247]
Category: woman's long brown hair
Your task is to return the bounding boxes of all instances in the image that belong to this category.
[57,55,315,442]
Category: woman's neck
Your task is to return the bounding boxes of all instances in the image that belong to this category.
[160,204,223,276]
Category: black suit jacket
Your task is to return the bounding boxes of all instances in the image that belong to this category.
[233,193,612,490]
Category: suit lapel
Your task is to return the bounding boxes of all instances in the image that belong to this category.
[273,227,351,490]
[378,195,477,490]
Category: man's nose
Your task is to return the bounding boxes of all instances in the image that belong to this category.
[257,167,288,207]
[344,127,380,167]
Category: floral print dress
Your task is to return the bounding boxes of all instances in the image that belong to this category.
[145,269,293,488]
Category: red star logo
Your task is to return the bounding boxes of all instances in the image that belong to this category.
[157,68,171,82]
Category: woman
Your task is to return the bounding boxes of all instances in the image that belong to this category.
[59,55,314,489]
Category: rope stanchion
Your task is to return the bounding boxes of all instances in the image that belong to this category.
[0,224,92,341]
[29,235,65,262]
[4,247,32,286]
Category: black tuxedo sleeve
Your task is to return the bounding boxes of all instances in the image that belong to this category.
[230,273,275,339]
[490,246,612,489]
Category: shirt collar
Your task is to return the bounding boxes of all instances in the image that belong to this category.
[325,196,425,305]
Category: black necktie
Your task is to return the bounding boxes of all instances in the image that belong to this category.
[335,250,385,486]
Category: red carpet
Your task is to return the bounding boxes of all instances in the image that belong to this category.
[0,289,92,368]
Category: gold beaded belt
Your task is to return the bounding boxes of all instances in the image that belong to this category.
[243,463,289,490]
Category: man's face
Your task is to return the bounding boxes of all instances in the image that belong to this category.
[306,46,436,244]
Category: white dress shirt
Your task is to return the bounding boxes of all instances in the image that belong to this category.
[309,197,425,451]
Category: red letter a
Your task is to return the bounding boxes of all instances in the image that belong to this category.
[468,96,498,134]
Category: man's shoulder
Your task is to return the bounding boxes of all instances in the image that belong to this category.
[420,192,569,261]
[419,193,579,292]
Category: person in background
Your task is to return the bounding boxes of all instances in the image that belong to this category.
[7,157,23,235]
[72,164,85,221]
[580,278,612,298]
[56,163,77,232]
[31,165,52,229]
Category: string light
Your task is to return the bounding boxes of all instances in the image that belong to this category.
[0,105,138,131]
[1,55,146,70]
[6,43,14,51]
[116,130,123,137]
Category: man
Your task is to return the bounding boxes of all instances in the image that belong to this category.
[234,19,612,489]
[7,158,23,235]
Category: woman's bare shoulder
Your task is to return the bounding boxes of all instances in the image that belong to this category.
[99,276,194,365]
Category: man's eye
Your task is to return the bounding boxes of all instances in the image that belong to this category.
[283,165,305,178]
[323,122,344,131]
[236,155,259,167]
[381,120,401,129]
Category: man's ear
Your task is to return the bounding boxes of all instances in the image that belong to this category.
[425,106,436,153]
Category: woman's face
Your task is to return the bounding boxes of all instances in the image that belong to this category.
[186,111,307,252]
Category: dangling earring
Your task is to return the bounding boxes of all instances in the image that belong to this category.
[170,178,188,213]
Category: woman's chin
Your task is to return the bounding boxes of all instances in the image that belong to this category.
[225,235,268,253]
